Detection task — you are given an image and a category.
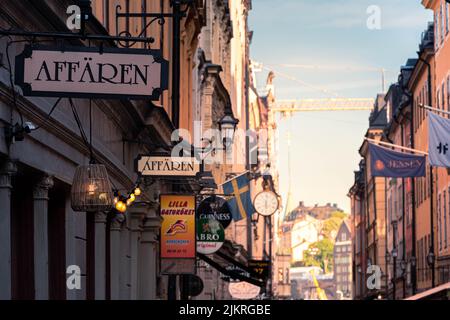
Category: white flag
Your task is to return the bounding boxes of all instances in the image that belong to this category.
[428,111,450,167]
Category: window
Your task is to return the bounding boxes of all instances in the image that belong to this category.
[278,268,284,284]
[444,190,448,249]
[443,83,446,111]
[447,1,450,35]
[437,89,441,110]
[342,233,347,241]
[447,76,450,113]
[439,194,442,251]
[436,12,440,50]
[441,4,445,43]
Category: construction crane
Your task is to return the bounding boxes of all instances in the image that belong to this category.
[273,98,374,113]
[310,270,328,300]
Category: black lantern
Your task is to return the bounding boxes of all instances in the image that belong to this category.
[410,256,417,267]
[391,248,398,258]
[386,251,391,264]
[400,260,407,271]
[427,251,435,267]
[218,109,239,149]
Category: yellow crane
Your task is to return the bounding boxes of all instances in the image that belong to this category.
[273,98,374,113]
[310,269,328,300]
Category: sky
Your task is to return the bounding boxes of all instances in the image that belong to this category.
[248,0,433,213]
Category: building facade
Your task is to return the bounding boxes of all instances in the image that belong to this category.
[0,0,273,301]
[333,221,352,299]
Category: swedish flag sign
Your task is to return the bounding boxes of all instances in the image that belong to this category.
[222,174,255,221]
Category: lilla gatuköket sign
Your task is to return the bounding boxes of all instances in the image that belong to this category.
[15,45,168,100]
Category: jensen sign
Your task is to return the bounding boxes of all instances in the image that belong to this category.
[15,45,168,100]
[136,155,200,177]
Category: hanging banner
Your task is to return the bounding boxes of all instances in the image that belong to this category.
[197,196,232,229]
[15,45,168,100]
[428,111,450,168]
[196,218,225,254]
[228,282,261,300]
[160,195,196,259]
[368,143,426,177]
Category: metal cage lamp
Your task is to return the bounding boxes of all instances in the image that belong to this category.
[71,163,114,212]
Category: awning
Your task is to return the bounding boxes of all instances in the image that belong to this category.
[197,253,265,288]
[404,282,450,300]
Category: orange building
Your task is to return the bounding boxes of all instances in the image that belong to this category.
[357,95,388,299]
[422,0,450,286]
[407,21,436,293]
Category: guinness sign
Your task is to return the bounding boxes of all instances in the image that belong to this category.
[15,45,168,100]
[197,196,232,229]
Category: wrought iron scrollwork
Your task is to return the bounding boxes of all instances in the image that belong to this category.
[115,5,170,48]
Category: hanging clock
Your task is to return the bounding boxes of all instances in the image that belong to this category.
[253,191,279,216]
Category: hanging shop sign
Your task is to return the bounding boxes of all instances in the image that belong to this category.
[248,260,271,281]
[160,195,196,259]
[136,155,200,177]
[225,265,250,281]
[15,45,168,100]
[228,281,261,300]
[196,218,225,255]
[197,196,232,229]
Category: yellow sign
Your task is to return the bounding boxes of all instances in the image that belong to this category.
[160,195,196,259]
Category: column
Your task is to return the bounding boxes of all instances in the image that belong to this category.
[128,207,144,300]
[139,201,162,300]
[110,213,124,300]
[33,174,54,300]
[94,211,107,300]
[65,200,87,300]
[0,160,17,300]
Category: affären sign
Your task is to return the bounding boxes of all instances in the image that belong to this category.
[15,45,168,100]
[136,155,200,177]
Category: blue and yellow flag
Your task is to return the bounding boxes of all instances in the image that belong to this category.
[222,174,255,221]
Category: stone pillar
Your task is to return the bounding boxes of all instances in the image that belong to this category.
[139,201,162,300]
[0,160,17,300]
[33,174,54,300]
[128,207,144,300]
[109,214,124,300]
[94,211,107,300]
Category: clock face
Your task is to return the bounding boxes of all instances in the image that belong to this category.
[253,191,279,216]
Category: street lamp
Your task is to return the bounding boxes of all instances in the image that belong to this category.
[427,251,435,268]
[410,256,417,267]
[386,251,391,264]
[391,248,398,258]
[218,110,239,149]
[400,260,407,271]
